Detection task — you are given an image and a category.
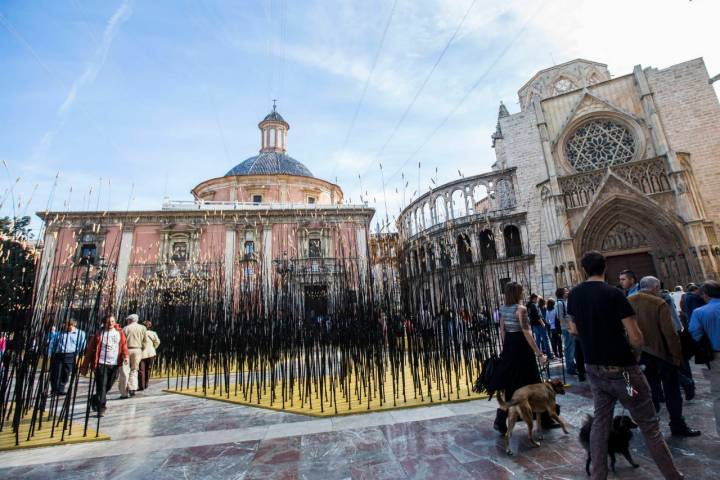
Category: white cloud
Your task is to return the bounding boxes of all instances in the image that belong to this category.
[31,0,134,161]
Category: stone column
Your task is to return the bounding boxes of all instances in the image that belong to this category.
[356,226,369,287]
[114,227,135,305]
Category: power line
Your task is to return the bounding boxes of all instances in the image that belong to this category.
[385,0,546,185]
[359,0,478,178]
[332,0,399,178]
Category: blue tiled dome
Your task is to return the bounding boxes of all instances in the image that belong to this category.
[225,152,314,177]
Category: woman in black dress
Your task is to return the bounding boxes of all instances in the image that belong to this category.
[493,282,548,433]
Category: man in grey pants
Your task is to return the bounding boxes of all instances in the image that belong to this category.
[568,251,683,480]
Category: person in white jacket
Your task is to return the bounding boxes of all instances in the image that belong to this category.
[138,321,160,391]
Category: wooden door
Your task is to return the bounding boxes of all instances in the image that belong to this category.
[604,252,656,288]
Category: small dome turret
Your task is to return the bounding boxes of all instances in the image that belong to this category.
[259,101,289,153]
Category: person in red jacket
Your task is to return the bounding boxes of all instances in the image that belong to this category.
[80,314,128,417]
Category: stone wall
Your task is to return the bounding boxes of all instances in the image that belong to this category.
[497,110,555,295]
[647,58,720,226]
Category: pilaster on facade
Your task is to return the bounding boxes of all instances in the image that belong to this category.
[114,226,135,305]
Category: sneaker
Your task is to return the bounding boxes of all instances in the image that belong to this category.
[129,390,135,397]
[98,408,106,418]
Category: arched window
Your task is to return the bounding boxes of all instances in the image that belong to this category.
[504,225,523,258]
[472,184,488,214]
[451,190,466,218]
[565,119,636,172]
[479,230,497,261]
[435,196,447,223]
[457,233,473,265]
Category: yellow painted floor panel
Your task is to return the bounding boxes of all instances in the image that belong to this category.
[0,409,110,451]
[167,365,488,417]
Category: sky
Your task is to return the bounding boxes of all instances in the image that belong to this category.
[1,0,719,237]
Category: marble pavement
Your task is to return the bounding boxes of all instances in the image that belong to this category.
[1,365,718,479]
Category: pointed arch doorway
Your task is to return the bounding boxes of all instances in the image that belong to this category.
[575,196,695,289]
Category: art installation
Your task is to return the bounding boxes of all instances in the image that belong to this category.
[0,213,531,449]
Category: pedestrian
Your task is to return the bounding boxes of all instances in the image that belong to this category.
[619,269,640,297]
[671,286,684,317]
[688,280,720,436]
[568,251,683,480]
[526,293,551,357]
[138,321,160,391]
[492,282,548,434]
[660,289,683,333]
[545,299,562,358]
[46,325,57,357]
[80,314,129,417]
[683,284,706,320]
[629,276,700,437]
[556,287,577,375]
[121,314,147,398]
[49,319,86,396]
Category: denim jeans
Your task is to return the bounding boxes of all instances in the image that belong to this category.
[50,352,75,394]
[586,364,682,480]
[562,329,576,373]
[532,324,550,355]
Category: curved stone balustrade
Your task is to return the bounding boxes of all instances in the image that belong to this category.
[397,168,519,242]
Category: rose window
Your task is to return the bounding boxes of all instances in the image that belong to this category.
[565,119,635,172]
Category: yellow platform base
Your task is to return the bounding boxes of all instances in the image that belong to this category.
[167,365,487,417]
[0,409,110,451]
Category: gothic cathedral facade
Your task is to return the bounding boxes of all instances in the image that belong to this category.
[493,58,720,292]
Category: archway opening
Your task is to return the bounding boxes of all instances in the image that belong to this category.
[479,229,497,261]
[503,225,522,258]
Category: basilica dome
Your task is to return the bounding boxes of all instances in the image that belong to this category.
[192,105,343,205]
[225,152,314,178]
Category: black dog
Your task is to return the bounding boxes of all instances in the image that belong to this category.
[579,415,639,475]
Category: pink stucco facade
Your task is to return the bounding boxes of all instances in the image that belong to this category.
[35,109,374,310]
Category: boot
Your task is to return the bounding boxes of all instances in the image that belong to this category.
[493,408,508,434]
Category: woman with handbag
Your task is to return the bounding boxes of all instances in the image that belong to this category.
[492,282,548,434]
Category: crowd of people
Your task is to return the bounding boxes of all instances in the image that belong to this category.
[490,250,720,479]
[47,314,161,417]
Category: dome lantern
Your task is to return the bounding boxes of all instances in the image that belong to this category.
[259,100,289,153]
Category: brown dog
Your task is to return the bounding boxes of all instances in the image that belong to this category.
[501,379,569,454]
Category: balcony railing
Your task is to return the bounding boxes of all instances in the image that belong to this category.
[162,200,370,211]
